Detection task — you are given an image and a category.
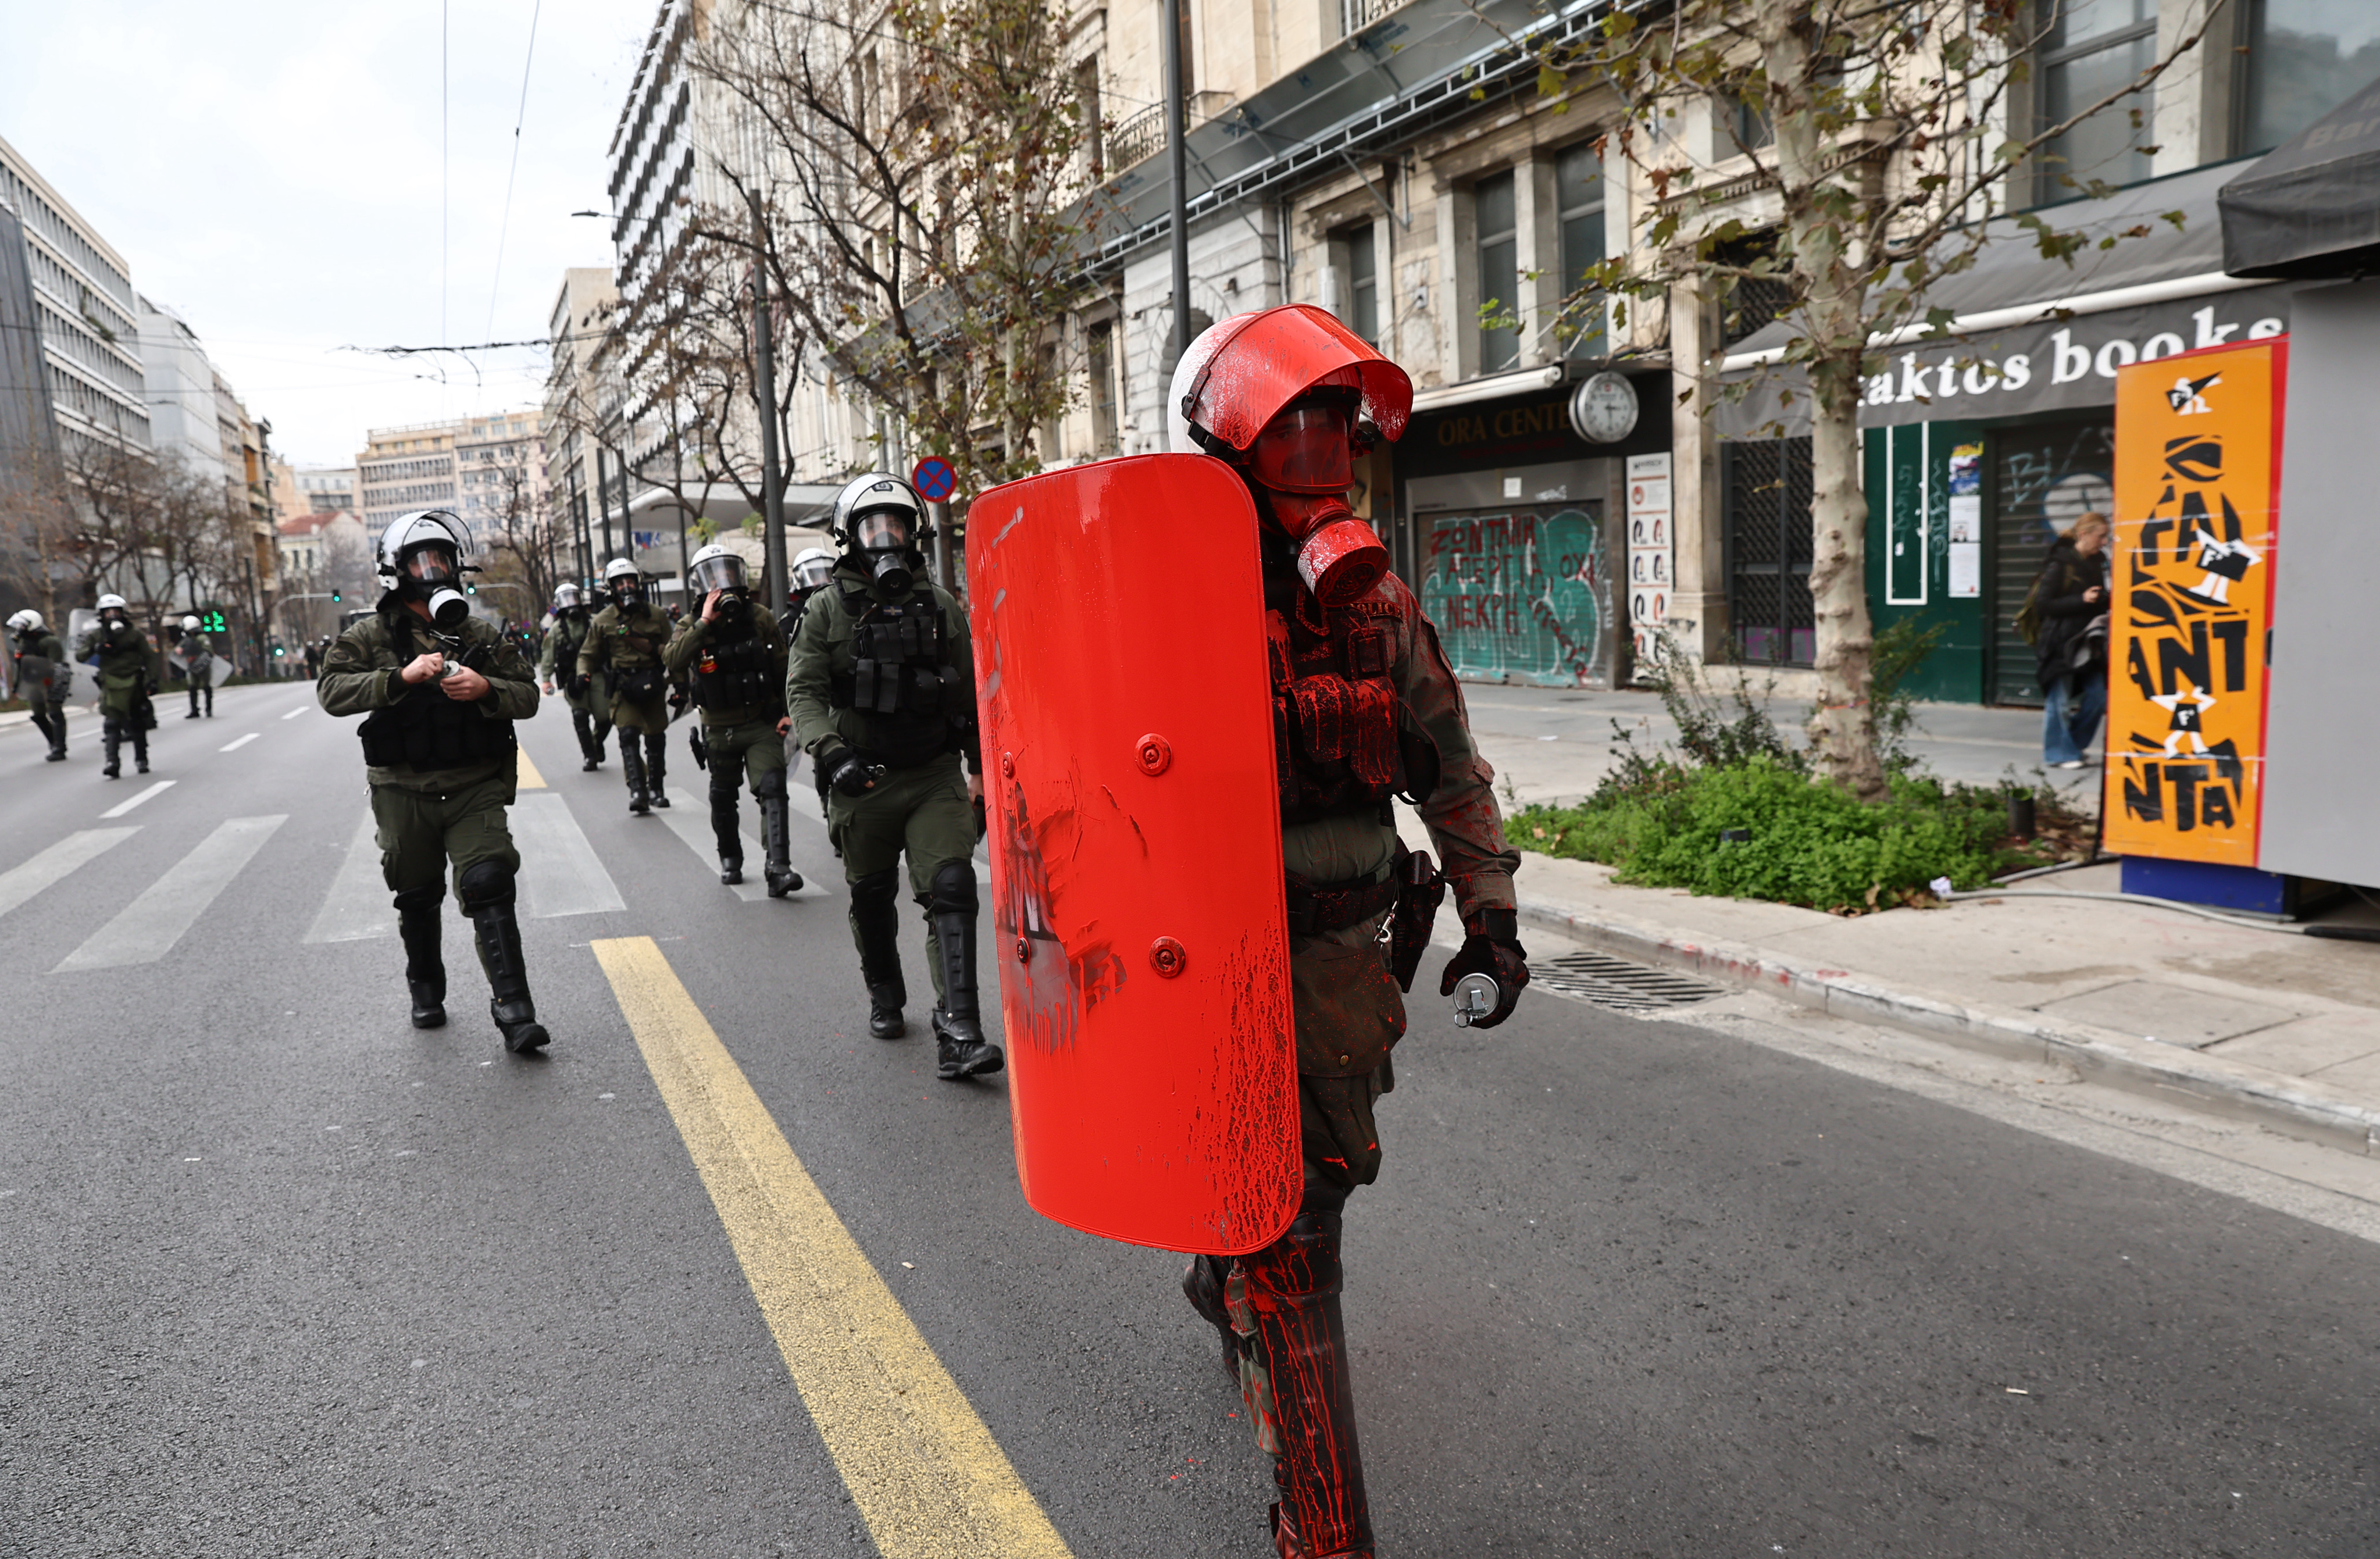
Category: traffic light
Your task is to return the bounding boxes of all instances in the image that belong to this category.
[465,583,478,595]
[199,608,228,634]
[330,588,341,603]
[270,637,285,658]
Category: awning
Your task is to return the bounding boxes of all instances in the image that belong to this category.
[1718,162,2298,436]
[623,480,840,527]
[2219,73,2380,279]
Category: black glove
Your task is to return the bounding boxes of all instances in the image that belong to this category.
[1439,905,1529,1029]
[822,743,883,797]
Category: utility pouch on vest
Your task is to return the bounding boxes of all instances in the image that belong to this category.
[612,664,663,702]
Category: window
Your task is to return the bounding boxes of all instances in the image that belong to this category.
[1555,142,1606,358]
[1038,344,1062,462]
[2239,0,2380,155]
[2040,0,2157,198]
[1340,223,1379,344]
[1087,320,1118,455]
[1473,170,1519,374]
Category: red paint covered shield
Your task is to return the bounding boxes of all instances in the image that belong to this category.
[969,454,1298,1256]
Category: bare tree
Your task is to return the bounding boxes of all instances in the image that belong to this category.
[1544,0,2214,798]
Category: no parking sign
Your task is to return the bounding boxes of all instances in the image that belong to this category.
[911,456,957,502]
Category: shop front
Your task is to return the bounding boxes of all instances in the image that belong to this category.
[1393,365,1671,687]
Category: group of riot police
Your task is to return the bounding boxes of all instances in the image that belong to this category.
[8,598,228,776]
[306,303,1529,1559]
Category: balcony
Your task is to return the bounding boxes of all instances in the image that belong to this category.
[1338,0,1403,36]
[1107,91,1237,173]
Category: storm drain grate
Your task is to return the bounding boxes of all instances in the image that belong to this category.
[1527,950,1729,1015]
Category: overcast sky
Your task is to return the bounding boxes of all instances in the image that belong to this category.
[0,0,660,465]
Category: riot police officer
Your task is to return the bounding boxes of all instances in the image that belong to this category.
[8,609,69,760]
[179,614,216,719]
[537,582,612,771]
[578,557,675,814]
[79,594,155,779]
[317,510,549,1054]
[786,474,1001,1081]
[786,545,836,624]
[663,544,801,894]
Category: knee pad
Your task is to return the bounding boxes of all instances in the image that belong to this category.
[850,868,901,915]
[391,883,446,915]
[926,859,977,916]
[709,766,742,804]
[752,767,787,801]
[455,858,516,913]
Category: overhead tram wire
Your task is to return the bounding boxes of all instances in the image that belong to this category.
[484,0,545,343]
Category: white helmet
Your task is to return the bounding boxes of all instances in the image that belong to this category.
[687,542,746,597]
[601,556,641,586]
[181,615,201,631]
[829,472,926,549]
[96,593,129,611]
[791,546,836,593]
[552,583,583,611]
[375,509,471,580]
[7,609,41,633]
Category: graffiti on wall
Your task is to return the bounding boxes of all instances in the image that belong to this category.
[1419,506,1611,686]
[2103,340,2284,866]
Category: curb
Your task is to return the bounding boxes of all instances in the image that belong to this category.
[1517,896,2380,1158]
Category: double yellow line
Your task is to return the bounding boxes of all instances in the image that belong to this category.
[591,937,1072,1558]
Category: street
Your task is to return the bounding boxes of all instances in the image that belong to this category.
[4,682,2375,1558]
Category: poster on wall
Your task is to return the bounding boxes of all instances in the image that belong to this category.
[1626,453,1673,672]
[2102,339,2285,866]
[1946,441,1983,599]
[1420,506,1613,687]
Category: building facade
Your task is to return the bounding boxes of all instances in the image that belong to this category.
[0,131,149,461]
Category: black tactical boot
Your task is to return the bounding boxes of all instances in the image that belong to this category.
[927,863,1002,1080]
[573,708,600,771]
[133,731,149,775]
[851,869,906,1039]
[101,719,120,779]
[1182,1254,1241,1377]
[646,735,670,807]
[469,898,549,1054]
[757,782,801,898]
[710,770,744,884]
[395,888,447,1028]
[620,740,651,815]
[1241,1201,1372,1559]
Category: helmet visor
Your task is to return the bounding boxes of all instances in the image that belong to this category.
[855,510,913,553]
[1250,404,1354,494]
[403,544,459,584]
[690,554,746,595]
[793,556,836,591]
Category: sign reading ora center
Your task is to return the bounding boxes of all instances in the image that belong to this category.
[2102,339,2285,866]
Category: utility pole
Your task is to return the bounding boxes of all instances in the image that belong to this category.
[752,191,789,614]
[1162,0,1192,374]
[595,445,615,565]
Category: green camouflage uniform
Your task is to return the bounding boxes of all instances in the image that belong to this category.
[786,556,979,1009]
[13,627,69,757]
[668,598,793,886]
[537,609,611,762]
[579,597,676,808]
[77,623,156,772]
[664,599,789,785]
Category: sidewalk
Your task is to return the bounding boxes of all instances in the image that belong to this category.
[1506,848,2380,1155]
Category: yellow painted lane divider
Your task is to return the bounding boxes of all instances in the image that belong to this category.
[516,745,547,790]
[590,937,1073,1559]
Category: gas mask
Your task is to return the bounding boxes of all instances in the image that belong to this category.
[609,577,645,608]
[854,511,917,595]
[401,544,472,632]
[1248,401,1386,605]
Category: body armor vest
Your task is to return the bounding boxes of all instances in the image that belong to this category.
[358,617,516,770]
[829,586,972,769]
[1268,589,1439,825]
[691,613,772,709]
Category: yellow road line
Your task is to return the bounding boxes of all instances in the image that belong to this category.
[516,745,547,789]
[590,937,1073,1559]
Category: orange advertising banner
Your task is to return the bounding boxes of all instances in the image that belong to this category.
[2102,338,2286,865]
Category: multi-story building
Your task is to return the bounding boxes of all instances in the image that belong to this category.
[543,267,621,582]
[0,131,149,462]
[356,420,461,533]
[358,411,547,559]
[287,463,359,516]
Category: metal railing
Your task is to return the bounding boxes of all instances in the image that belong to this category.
[1107,92,1238,172]
[1339,0,1404,36]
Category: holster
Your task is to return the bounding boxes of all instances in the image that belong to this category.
[1386,843,1444,994]
[689,726,709,770]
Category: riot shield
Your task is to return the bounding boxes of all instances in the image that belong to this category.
[969,453,1298,1257]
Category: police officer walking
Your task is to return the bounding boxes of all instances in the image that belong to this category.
[317,511,549,1054]
[786,474,1001,1081]
[665,544,801,895]
[579,558,673,814]
[80,594,155,779]
[8,609,69,761]
[537,582,611,772]
[180,615,216,719]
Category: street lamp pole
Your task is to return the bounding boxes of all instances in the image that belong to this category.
[1162,0,1192,373]
[751,191,789,614]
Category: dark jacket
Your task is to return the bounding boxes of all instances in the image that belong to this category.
[2031,537,2107,691]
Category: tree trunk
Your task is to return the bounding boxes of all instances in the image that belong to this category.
[1764,12,1886,801]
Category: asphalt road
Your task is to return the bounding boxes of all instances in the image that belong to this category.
[3,681,2374,1557]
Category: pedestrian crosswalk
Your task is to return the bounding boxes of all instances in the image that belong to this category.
[304,793,626,943]
[0,828,138,919]
[53,816,286,972]
[656,787,834,902]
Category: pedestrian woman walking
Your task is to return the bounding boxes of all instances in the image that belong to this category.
[2027,511,2111,769]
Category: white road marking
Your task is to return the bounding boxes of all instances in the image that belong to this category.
[280,707,307,720]
[220,733,259,752]
[513,793,626,918]
[0,828,139,920]
[659,786,830,901]
[305,812,392,943]
[99,780,174,819]
[53,815,287,972]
